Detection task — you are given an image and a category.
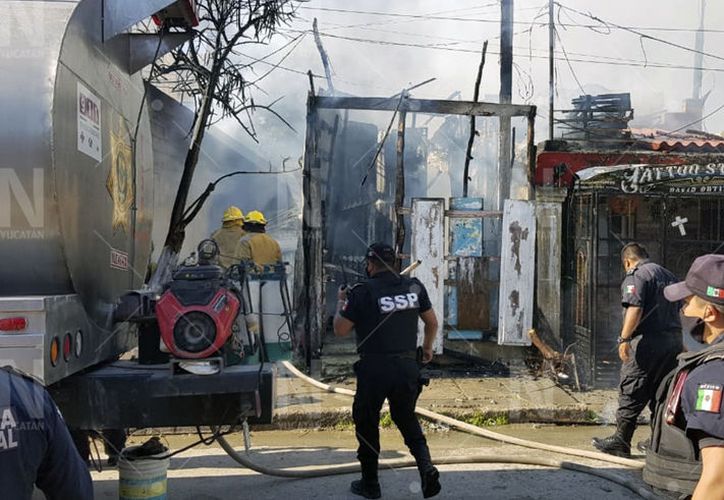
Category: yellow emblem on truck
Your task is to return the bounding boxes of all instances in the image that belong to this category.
[106,117,134,233]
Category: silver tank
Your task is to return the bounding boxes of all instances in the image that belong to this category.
[0,0,155,380]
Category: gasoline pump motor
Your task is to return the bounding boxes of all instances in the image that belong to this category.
[155,240,244,359]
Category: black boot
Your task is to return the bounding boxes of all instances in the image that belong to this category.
[592,422,634,458]
[350,480,381,499]
[420,466,441,498]
[351,461,381,499]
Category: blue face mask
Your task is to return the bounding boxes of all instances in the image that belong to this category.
[681,315,706,343]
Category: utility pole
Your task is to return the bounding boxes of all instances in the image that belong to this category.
[498,0,513,208]
[548,0,555,141]
[692,0,705,101]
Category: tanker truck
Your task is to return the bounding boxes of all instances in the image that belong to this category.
[0,0,277,430]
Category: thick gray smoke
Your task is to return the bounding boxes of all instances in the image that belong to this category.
[187,0,722,264]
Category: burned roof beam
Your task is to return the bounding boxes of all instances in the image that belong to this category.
[313,96,535,118]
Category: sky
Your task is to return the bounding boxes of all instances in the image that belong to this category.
[216,0,724,164]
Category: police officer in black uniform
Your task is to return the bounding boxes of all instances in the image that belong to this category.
[643,254,724,499]
[334,243,441,499]
[0,367,93,499]
[593,242,683,457]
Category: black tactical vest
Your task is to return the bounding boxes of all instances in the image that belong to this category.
[355,274,421,355]
[643,342,724,496]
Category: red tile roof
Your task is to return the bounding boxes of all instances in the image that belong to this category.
[630,128,724,153]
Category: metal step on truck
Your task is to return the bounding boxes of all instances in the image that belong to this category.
[0,0,291,434]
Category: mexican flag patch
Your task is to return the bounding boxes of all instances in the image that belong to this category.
[626,285,636,295]
[695,384,722,413]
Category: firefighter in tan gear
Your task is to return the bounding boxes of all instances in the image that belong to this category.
[210,206,246,269]
[236,210,282,269]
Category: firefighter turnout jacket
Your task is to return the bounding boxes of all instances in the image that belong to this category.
[236,232,282,268]
[210,225,245,269]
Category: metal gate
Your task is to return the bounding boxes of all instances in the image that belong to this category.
[568,192,595,386]
[569,191,724,387]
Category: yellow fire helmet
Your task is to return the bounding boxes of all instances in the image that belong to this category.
[245,210,267,225]
[222,205,244,222]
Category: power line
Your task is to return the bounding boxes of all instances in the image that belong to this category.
[316,2,504,31]
[300,5,724,34]
[670,101,724,133]
[299,5,535,25]
[299,30,724,73]
[237,53,401,93]
[314,3,550,32]
[286,23,708,69]
[555,29,585,95]
[556,3,724,64]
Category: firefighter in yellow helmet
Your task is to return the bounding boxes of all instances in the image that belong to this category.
[210,206,246,269]
[236,210,282,269]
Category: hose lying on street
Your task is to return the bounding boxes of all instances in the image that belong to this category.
[213,360,655,499]
[279,360,644,469]
[217,437,656,500]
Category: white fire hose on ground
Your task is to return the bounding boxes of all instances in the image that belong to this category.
[216,258,654,498]
[216,360,655,499]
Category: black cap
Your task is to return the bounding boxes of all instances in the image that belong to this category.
[664,254,724,305]
[366,243,396,264]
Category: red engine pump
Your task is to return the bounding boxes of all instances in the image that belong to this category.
[155,240,241,359]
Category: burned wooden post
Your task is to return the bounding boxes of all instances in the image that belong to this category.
[312,18,335,95]
[463,41,488,198]
[298,91,323,367]
[499,0,514,208]
[394,98,408,268]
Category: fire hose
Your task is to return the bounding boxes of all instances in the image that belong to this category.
[215,360,655,499]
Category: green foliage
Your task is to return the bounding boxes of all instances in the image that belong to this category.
[379,412,393,428]
[465,412,509,427]
[333,417,355,431]
[584,409,599,423]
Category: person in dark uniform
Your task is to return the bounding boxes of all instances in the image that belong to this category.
[643,254,724,499]
[334,243,441,499]
[0,367,93,500]
[593,242,683,457]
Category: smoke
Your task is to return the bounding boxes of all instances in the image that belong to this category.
[192,0,724,261]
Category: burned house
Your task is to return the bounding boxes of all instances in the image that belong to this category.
[296,92,537,367]
[535,94,724,387]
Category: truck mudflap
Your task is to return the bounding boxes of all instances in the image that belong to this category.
[49,361,276,430]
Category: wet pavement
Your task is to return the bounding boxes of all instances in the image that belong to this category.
[57,362,656,499]
[85,426,652,499]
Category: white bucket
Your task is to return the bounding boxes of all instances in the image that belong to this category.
[118,446,170,500]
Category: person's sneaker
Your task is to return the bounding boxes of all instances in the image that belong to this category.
[592,435,631,458]
[636,439,650,453]
[421,467,441,498]
[350,479,381,499]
